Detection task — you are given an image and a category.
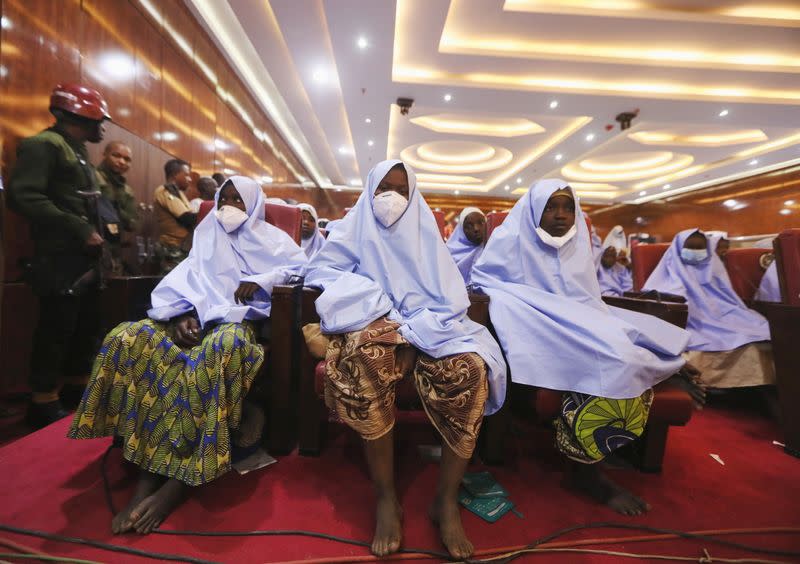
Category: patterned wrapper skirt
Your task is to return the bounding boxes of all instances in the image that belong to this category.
[68,319,264,486]
[323,317,488,459]
[554,389,653,464]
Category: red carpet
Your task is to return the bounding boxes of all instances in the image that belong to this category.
[0,401,798,563]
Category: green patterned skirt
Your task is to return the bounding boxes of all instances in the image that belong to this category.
[68,319,264,486]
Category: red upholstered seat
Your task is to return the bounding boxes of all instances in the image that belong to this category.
[775,228,800,305]
[631,243,669,291]
[198,200,302,244]
[725,248,770,302]
[432,209,446,239]
[486,211,508,238]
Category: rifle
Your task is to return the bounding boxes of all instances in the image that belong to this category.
[75,189,112,292]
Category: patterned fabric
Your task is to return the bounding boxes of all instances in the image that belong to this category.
[323,317,488,459]
[68,319,264,486]
[554,389,653,464]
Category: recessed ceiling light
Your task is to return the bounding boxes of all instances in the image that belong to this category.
[555,153,563,161]
[356,36,368,49]
[779,209,791,215]
[549,100,559,109]
[336,188,342,192]
[365,117,372,124]
[349,178,362,186]
[261,175,273,184]
[785,200,796,206]
[504,184,510,191]
[663,183,671,189]
[749,159,759,165]
[312,67,329,83]
[586,133,595,141]
[639,190,647,196]
[367,140,374,147]
[719,109,729,117]
[454,189,460,195]
[443,93,453,102]
[338,146,350,155]
[723,199,739,208]
[516,177,522,184]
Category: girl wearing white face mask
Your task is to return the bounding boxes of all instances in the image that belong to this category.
[68,177,307,535]
[473,180,704,518]
[643,229,773,390]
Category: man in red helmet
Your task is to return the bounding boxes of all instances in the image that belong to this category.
[8,83,111,429]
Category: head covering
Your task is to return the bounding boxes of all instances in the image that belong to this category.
[642,229,770,351]
[297,203,326,258]
[589,224,603,263]
[148,176,308,327]
[751,237,781,302]
[706,230,728,253]
[446,207,485,285]
[603,225,627,251]
[305,159,506,415]
[472,179,688,399]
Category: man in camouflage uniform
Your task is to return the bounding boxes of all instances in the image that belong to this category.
[96,141,138,274]
[8,83,111,428]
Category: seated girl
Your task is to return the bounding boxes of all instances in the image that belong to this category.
[298,203,326,258]
[472,179,703,516]
[68,176,308,534]
[305,159,506,559]
[596,245,633,297]
[754,238,781,303]
[643,229,774,389]
[446,206,486,285]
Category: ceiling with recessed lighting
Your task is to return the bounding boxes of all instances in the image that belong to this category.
[184,0,800,204]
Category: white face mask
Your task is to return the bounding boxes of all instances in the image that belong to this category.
[680,247,708,264]
[215,205,249,233]
[535,224,577,249]
[372,190,408,228]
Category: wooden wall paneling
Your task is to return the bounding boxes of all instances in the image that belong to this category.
[130,2,163,144]
[159,43,194,162]
[80,0,140,134]
[189,74,216,177]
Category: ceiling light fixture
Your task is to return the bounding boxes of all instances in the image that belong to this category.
[410,114,545,137]
[784,200,796,206]
[549,100,559,109]
[555,153,563,161]
[719,109,729,117]
[367,140,374,147]
[586,133,595,141]
[261,175,273,184]
[365,117,372,124]
[356,36,368,49]
[663,184,671,189]
[723,199,739,208]
[639,190,647,196]
[454,190,460,195]
[749,159,759,165]
[780,209,792,215]
[443,93,453,102]
[338,146,351,155]
[312,67,328,83]
[505,184,510,190]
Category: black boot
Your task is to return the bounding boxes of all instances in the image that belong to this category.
[26,401,70,430]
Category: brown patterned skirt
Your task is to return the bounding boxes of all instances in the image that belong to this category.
[323,317,488,459]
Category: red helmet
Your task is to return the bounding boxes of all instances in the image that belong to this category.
[49,83,111,121]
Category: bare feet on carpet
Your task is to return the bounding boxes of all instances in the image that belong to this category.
[371,493,403,556]
[568,462,650,516]
[429,495,474,560]
[670,362,707,410]
[111,470,164,534]
[128,478,187,534]
[234,400,266,448]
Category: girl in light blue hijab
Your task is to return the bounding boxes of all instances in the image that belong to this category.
[297,203,326,259]
[472,179,702,516]
[643,229,774,388]
[596,245,633,297]
[446,206,486,285]
[305,159,505,560]
[69,176,307,535]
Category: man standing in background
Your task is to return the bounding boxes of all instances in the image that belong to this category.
[96,141,138,274]
[154,158,196,273]
[8,83,111,428]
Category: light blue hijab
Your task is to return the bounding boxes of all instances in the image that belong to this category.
[753,238,781,302]
[446,207,485,286]
[305,159,507,415]
[642,229,770,351]
[472,179,688,399]
[297,203,326,259]
[148,176,308,327]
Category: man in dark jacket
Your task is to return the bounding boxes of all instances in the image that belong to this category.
[8,83,111,428]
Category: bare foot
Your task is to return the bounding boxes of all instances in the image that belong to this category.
[429,495,474,560]
[129,478,187,534]
[670,363,707,410]
[371,494,402,556]
[568,462,650,516]
[111,470,164,534]
[233,401,266,448]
